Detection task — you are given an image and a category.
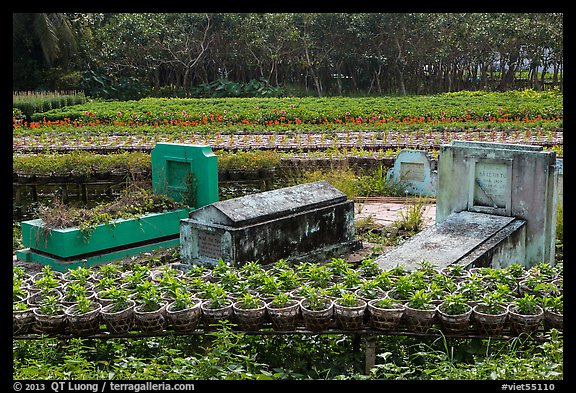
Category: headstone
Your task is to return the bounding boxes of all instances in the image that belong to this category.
[436,141,557,267]
[375,141,558,271]
[180,181,361,266]
[386,150,436,196]
[151,143,219,208]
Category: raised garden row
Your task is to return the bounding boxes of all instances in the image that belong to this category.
[13,258,563,339]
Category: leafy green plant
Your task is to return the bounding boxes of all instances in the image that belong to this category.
[439,293,470,315]
[335,292,362,308]
[37,295,64,316]
[106,288,132,313]
[301,287,329,311]
[372,297,403,309]
[13,301,29,311]
[13,284,28,303]
[406,289,434,310]
[62,282,89,303]
[475,291,508,315]
[202,283,230,309]
[394,195,430,233]
[136,285,163,312]
[66,266,92,283]
[511,294,542,316]
[268,292,295,308]
[170,288,197,311]
[541,295,563,314]
[327,257,353,276]
[388,275,416,300]
[236,292,263,310]
[69,294,96,315]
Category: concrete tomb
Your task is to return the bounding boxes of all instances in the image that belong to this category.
[16,143,219,271]
[386,149,437,197]
[180,180,361,266]
[376,141,558,271]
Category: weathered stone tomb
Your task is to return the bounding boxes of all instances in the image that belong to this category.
[376,141,558,271]
[180,180,360,266]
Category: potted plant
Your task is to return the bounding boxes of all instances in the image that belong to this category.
[367,297,405,331]
[32,294,68,335]
[13,283,29,304]
[339,269,363,291]
[437,293,473,334]
[472,292,509,336]
[133,285,167,333]
[200,283,233,329]
[357,258,382,279]
[275,268,302,292]
[333,292,367,330]
[27,286,63,308]
[61,281,96,307]
[30,267,62,294]
[507,294,544,335]
[65,294,102,336]
[541,294,563,332]
[100,288,136,334]
[299,287,334,331]
[404,289,437,333]
[232,292,267,331]
[503,263,529,283]
[387,274,417,302]
[326,257,353,279]
[62,266,92,285]
[440,264,469,281]
[266,292,300,331]
[13,300,35,335]
[454,276,484,307]
[354,279,387,303]
[92,262,123,282]
[165,287,202,332]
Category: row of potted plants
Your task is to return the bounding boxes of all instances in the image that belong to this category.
[13,259,562,337]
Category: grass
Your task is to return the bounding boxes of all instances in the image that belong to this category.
[12,328,563,380]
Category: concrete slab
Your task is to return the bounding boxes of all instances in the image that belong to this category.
[374,211,522,271]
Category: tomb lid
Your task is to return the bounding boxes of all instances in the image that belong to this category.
[451,141,543,152]
[188,180,347,227]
